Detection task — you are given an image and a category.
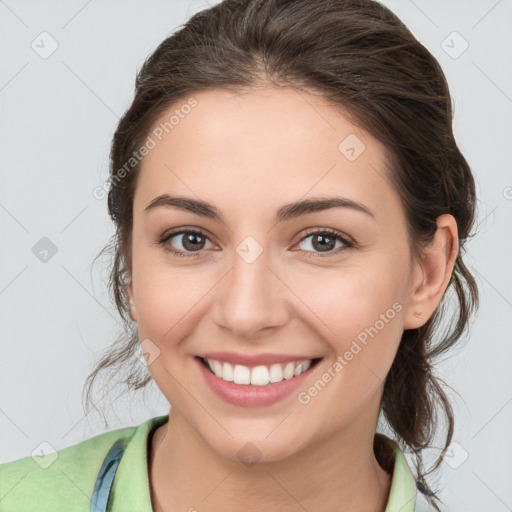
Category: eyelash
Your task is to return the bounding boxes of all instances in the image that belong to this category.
[157,228,354,259]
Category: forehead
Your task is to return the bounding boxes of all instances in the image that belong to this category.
[134,86,401,225]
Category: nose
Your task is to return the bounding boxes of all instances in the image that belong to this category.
[211,248,290,340]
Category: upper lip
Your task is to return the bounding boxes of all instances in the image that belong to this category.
[197,351,322,367]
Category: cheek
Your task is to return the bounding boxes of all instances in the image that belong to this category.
[290,263,405,371]
[131,260,214,345]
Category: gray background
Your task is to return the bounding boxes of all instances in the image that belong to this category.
[1,1,511,510]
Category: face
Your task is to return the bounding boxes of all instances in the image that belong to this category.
[126,86,424,462]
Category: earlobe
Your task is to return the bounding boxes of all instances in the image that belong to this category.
[403,214,459,330]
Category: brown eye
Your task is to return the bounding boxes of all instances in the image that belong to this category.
[158,229,214,258]
[295,229,354,257]
[177,232,207,251]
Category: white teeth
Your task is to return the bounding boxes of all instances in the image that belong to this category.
[206,358,215,374]
[233,364,250,385]
[212,359,223,378]
[203,357,317,386]
[251,365,270,386]
[283,362,295,380]
[294,359,312,376]
[222,362,234,382]
[269,363,283,383]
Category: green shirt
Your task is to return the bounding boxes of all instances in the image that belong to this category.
[0,414,420,511]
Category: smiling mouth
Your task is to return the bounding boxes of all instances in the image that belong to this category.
[196,355,323,386]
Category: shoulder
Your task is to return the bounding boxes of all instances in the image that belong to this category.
[0,419,149,511]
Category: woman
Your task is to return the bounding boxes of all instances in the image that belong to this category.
[0,0,479,511]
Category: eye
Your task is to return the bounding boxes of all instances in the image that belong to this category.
[157,227,354,259]
[293,228,354,257]
[157,228,215,258]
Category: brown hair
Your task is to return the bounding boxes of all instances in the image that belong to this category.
[83,1,479,509]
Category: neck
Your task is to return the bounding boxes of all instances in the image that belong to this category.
[148,401,392,512]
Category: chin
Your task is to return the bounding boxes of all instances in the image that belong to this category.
[202,430,306,467]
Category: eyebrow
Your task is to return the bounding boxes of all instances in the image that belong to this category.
[144,194,376,223]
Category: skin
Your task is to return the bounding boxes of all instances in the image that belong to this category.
[125,86,458,512]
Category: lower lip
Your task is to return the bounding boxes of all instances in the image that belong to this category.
[195,356,321,407]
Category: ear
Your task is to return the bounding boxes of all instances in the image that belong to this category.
[403,214,459,330]
[125,274,137,323]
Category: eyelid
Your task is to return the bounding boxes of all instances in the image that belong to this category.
[157,227,217,256]
[297,227,354,245]
[157,226,355,258]
[292,227,354,257]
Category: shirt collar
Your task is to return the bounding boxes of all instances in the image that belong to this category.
[109,414,168,511]
[382,435,418,511]
[110,415,417,511]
